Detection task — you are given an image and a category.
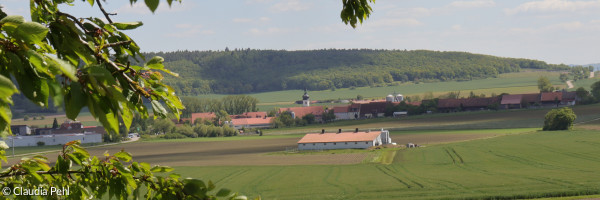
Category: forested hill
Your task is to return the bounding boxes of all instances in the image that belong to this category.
[144,49,569,95]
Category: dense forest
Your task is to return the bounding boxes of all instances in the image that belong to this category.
[143,49,570,95]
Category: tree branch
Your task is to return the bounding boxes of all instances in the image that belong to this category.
[96,0,115,24]
[56,11,93,35]
[103,40,132,49]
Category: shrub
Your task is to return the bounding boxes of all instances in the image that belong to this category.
[37,141,45,146]
[543,107,576,131]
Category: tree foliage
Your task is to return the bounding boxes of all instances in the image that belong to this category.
[147,50,569,94]
[543,107,576,131]
[537,76,554,92]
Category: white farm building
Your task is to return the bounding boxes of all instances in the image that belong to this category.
[297,129,392,150]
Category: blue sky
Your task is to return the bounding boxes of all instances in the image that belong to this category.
[1,0,599,64]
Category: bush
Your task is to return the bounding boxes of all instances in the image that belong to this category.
[37,141,45,146]
[543,107,576,131]
[161,132,187,139]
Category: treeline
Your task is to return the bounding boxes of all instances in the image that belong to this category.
[143,49,570,94]
[181,95,258,117]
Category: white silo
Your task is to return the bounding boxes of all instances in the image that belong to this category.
[386,94,394,102]
[395,94,404,102]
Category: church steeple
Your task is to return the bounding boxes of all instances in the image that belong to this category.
[302,88,310,107]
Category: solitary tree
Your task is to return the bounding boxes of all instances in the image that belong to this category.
[538,76,554,92]
[543,107,576,131]
[52,117,59,129]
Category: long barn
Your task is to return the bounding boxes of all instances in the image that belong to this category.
[297,129,392,150]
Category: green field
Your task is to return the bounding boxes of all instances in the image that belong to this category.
[172,130,600,200]
[194,71,568,104]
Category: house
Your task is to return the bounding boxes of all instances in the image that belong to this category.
[297,129,392,150]
[2,133,102,147]
[279,106,325,121]
[501,94,523,109]
[358,102,391,118]
[230,117,274,129]
[562,91,577,106]
[540,92,563,107]
[437,97,501,112]
[10,125,31,136]
[230,112,268,119]
[332,105,359,120]
[521,93,541,108]
[191,112,217,124]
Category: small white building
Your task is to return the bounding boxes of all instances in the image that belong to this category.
[297,129,392,150]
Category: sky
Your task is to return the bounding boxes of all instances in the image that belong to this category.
[1,0,599,65]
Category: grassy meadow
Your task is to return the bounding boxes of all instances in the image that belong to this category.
[194,71,567,105]
[172,129,600,200]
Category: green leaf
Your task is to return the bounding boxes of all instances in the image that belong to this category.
[15,22,48,44]
[216,188,231,197]
[145,56,164,69]
[0,75,18,104]
[0,15,24,25]
[47,56,78,81]
[112,22,143,30]
[87,0,95,6]
[65,82,86,119]
[114,150,132,162]
[144,0,160,13]
[151,100,167,118]
[26,50,51,76]
[150,166,173,173]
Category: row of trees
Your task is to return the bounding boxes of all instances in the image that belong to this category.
[271,110,336,128]
[149,49,570,94]
[181,95,259,117]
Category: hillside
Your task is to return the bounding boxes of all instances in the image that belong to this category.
[143,49,569,95]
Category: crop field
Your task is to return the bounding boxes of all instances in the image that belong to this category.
[171,130,600,200]
[11,112,100,127]
[194,71,567,104]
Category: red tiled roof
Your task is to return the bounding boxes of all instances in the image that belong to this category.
[501,94,522,105]
[279,106,325,119]
[231,117,274,126]
[405,101,422,106]
[297,131,382,143]
[521,93,540,103]
[191,112,216,123]
[231,112,268,119]
[332,106,350,113]
[541,92,562,102]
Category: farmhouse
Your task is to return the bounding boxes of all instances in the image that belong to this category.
[279,106,325,121]
[230,117,273,129]
[332,104,359,120]
[230,112,268,119]
[500,94,524,109]
[297,129,392,150]
[191,112,217,123]
[437,97,501,112]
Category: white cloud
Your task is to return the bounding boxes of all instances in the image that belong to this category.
[368,18,423,28]
[451,24,462,31]
[450,0,496,8]
[506,0,600,15]
[269,0,311,12]
[166,24,213,38]
[233,18,253,23]
[232,17,270,23]
[247,27,289,35]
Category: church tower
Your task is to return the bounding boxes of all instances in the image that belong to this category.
[302,89,310,107]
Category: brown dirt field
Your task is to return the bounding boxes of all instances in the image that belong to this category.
[5,132,503,167]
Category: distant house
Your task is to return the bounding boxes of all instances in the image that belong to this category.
[279,106,325,121]
[50,121,106,135]
[540,92,563,107]
[501,94,523,109]
[191,112,217,124]
[358,102,391,118]
[562,91,577,106]
[521,93,541,108]
[332,105,359,120]
[10,125,31,136]
[230,112,268,119]
[437,97,501,112]
[297,129,392,150]
[230,117,274,129]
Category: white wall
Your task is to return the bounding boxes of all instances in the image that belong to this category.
[298,139,376,150]
[2,133,103,147]
[334,112,359,120]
